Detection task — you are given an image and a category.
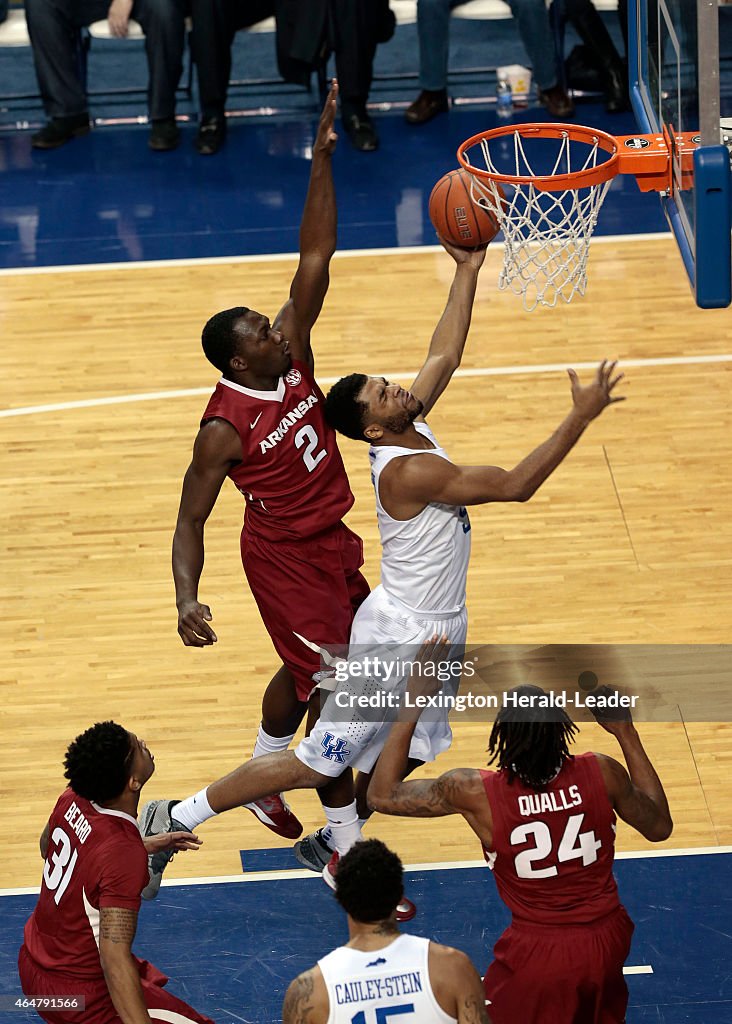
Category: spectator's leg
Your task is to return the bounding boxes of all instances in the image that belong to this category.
[25,0,107,147]
[405,0,454,123]
[563,0,629,111]
[189,0,237,123]
[332,0,387,151]
[506,0,575,115]
[133,0,186,122]
[26,0,106,118]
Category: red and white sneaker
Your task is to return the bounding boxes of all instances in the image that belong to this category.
[322,850,340,890]
[322,851,417,921]
[244,794,303,840]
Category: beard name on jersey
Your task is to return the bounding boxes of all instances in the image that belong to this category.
[63,800,93,844]
[518,785,582,817]
[259,392,319,454]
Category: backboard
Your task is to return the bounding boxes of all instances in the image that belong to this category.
[629,0,732,307]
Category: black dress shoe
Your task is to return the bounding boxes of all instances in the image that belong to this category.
[405,89,449,125]
[31,114,91,150]
[149,118,180,152]
[342,112,379,152]
[195,117,226,156]
[538,85,576,118]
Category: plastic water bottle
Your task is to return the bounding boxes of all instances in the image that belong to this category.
[496,74,513,118]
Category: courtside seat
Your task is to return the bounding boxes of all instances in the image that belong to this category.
[87,19,145,40]
[0,8,30,46]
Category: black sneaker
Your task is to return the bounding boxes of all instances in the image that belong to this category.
[342,112,378,152]
[138,799,189,900]
[294,827,334,871]
[31,114,91,150]
[194,117,226,156]
[149,118,180,152]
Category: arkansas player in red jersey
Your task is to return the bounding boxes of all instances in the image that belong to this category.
[19,722,206,1024]
[369,656,673,1024]
[170,79,368,847]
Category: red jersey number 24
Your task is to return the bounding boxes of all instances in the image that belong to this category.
[510,813,602,879]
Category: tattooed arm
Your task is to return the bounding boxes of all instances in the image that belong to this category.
[429,945,492,1023]
[99,906,152,1024]
[369,715,489,823]
[282,966,329,1024]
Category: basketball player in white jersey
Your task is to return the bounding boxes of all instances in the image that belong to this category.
[282,839,490,1024]
[139,243,623,903]
[293,316,625,876]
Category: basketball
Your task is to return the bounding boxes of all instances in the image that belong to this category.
[429,168,504,248]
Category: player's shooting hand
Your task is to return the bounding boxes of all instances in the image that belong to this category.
[142,831,203,855]
[438,234,489,269]
[568,360,625,422]
[315,79,339,156]
[107,0,133,37]
[401,634,452,718]
[177,600,218,647]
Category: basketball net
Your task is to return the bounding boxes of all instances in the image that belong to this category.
[465,130,613,311]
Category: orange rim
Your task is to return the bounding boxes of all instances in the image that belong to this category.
[457,122,621,192]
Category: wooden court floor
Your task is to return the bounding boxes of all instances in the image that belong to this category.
[2,237,731,890]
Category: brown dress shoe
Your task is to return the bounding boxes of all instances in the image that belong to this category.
[538,85,576,118]
[405,89,449,125]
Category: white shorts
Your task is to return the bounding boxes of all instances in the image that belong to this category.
[294,585,468,778]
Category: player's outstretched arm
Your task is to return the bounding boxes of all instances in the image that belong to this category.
[593,701,673,842]
[392,361,625,510]
[282,966,329,1024]
[430,945,492,1024]
[99,907,152,1024]
[410,239,487,417]
[173,419,242,647]
[274,81,339,372]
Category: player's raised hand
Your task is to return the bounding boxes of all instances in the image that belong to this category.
[315,79,339,156]
[142,831,203,855]
[177,599,217,647]
[588,685,635,732]
[568,360,625,422]
[438,234,488,269]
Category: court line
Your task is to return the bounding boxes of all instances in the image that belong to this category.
[2,844,730,898]
[623,966,654,975]
[0,233,671,278]
[2,353,732,420]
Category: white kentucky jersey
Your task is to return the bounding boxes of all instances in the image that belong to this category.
[369,421,471,615]
[318,934,456,1024]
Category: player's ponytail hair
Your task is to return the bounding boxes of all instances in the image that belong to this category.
[64,721,134,803]
[488,685,578,790]
[325,373,370,441]
[201,306,250,374]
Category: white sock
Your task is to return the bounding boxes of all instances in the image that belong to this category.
[322,801,363,856]
[321,817,369,849]
[252,724,295,759]
[172,788,216,831]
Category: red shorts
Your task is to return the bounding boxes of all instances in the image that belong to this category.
[18,945,214,1024]
[483,906,634,1024]
[241,521,370,700]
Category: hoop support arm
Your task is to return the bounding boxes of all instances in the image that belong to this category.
[615,131,697,193]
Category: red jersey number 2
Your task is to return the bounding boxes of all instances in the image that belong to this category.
[511,813,602,879]
[295,425,327,473]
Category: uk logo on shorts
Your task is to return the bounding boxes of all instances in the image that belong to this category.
[285,369,302,387]
[321,732,350,763]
